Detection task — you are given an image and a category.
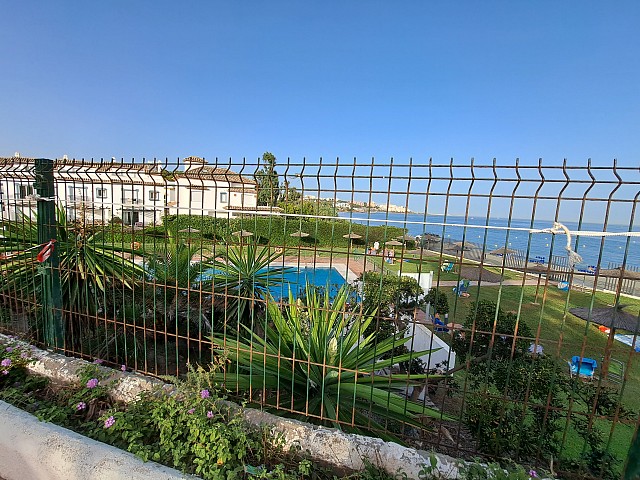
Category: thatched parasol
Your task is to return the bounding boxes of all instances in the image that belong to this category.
[569,305,640,332]
[232,230,254,237]
[342,232,362,249]
[597,267,640,281]
[289,231,310,238]
[385,240,403,247]
[396,234,416,242]
[459,266,503,283]
[178,227,200,233]
[489,247,517,256]
[570,304,640,378]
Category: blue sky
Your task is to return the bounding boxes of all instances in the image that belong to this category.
[1,2,638,221]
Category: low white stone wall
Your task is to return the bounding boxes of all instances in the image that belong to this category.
[0,334,462,479]
[0,401,195,480]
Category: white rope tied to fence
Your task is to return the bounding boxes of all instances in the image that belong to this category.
[532,222,583,267]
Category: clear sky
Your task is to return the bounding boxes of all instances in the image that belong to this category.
[1,1,638,221]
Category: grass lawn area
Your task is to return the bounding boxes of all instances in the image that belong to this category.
[439,283,640,469]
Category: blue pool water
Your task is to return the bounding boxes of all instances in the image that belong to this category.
[264,266,346,300]
[199,266,347,301]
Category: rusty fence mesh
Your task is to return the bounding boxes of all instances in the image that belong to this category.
[0,156,639,478]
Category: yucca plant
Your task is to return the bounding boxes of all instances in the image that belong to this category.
[146,233,211,329]
[0,208,143,315]
[210,284,449,443]
[208,242,291,327]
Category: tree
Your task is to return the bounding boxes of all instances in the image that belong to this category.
[254,152,281,206]
[358,271,426,340]
[425,287,449,316]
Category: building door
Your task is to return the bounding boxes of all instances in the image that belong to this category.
[123,210,140,226]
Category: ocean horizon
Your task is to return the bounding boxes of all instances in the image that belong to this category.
[339,212,640,269]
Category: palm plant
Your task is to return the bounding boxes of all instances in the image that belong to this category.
[210,284,449,443]
[0,208,144,348]
[0,208,143,315]
[146,233,212,330]
[208,242,291,327]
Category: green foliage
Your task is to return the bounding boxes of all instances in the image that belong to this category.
[0,339,34,385]
[452,300,532,366]
[425,288,449,315]
[255,151,281,206]
[209,284,448,444]
[279,198,336,217]
[359,271,426,340]
[209,242,291,327]
[0,208,143,315]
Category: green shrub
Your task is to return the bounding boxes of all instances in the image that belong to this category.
[209,284,448,444]
[425,287,449,316]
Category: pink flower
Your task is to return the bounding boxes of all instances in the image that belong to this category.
[5,347,13,353]
[187,408,195,414]
[1,358,11,367]
[104,416,115,428]
[206,411,214,418]
[93,359,104,365]
[120,364,126,372]
[86,378,99,389]
[20,352,29,359]
[528,470,538,478]
[76,402,87,411]
[200,389,210,399]
[1,370,8,375]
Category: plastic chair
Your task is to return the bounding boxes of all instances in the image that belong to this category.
[441,261,454,273]
[568,356,597,380]
[453,279,471,296]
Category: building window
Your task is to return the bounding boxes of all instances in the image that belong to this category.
[96,188,107,199]
[148,190,159,201]
[220,192,228,203]
[17,184,34,199]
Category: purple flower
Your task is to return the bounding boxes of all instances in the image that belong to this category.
[206,411,214,418]
[76,402,87,411]
[5,347,13,353]
[1,370,8,375]
[528,470,538,478]
[86,378,99,389]
[93,359,104,365]
[200,389,210,399]
[104,416,115,428]
[187,408,195,414]
[20,352,29,359]
[1,358,11,367]
[120,364,126,372]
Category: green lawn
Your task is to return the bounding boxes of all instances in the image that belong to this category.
[439,283,639,469]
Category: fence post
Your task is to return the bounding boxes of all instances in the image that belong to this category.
[34,158,64,350]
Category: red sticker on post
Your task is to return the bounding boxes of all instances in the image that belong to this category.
[36,240,56,263]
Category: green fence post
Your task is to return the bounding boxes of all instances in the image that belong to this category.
[34,158,64,350]
[625,426,640,480]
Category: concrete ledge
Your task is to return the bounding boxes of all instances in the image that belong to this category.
[1,335,461,479]
[0,401,196,480]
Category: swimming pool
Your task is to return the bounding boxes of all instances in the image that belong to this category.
[199,266,347,301]
[264,266,347,300]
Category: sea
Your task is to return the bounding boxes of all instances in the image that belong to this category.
[339,212,640,269]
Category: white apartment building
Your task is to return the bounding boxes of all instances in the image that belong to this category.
[0,156,258,226]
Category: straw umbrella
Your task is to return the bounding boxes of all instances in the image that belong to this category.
[597,267,640,281]
[178,227,200,243]
[459,266,503,284]
[342,232,362,250]
[489,247,517,256]
[232,230,253,245]
[396,234,416,242]
[570,304,640,378]
[289,231,310,238]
